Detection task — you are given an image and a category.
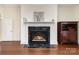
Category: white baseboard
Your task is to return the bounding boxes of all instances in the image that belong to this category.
[0,40,20,41]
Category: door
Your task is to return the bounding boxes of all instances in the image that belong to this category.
[4,17,13,41]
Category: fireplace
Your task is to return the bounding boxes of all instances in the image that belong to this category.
[28,26,50,48]
[21,22,58,48]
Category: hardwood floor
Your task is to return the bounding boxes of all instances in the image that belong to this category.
[0,41,79,55]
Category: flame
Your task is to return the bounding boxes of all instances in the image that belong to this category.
[32,32,46,41]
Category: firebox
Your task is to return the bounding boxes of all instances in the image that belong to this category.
[28,26,50,48]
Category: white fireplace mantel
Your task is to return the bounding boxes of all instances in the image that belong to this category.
[24,22,54,24]
[21,21,58,45]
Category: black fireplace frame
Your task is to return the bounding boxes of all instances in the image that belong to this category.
[28,26,50,48]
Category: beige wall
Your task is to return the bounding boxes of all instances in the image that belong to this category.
[58,4,75,21]
[74,5,79,19]
[58,4,79,21]
[0,4,57,41]
[0,5,4,41]
[0,4,79,42]
[58,4,79,44]
[73,5,79,44]
[0,5,20,41]
[21,4,57,22]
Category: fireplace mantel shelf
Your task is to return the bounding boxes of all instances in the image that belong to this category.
[24,22,54,24]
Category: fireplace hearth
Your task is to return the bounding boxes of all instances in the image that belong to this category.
[28,26,50,48]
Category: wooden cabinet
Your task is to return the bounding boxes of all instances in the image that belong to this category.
[58,22,77,44]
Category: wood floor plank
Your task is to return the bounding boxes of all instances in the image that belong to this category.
[0,41,79,55]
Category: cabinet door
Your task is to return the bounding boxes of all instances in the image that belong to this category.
[60,31,69,44]
[58,22,78,44]
[68,28,77,43]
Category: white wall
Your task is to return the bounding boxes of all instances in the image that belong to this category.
[21,4,58,45]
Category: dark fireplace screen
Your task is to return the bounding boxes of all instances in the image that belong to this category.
[28,26,50,48]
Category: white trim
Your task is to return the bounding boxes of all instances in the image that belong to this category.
[1,40,20,41]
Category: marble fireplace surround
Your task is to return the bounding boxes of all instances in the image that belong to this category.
[21,22,58,47]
